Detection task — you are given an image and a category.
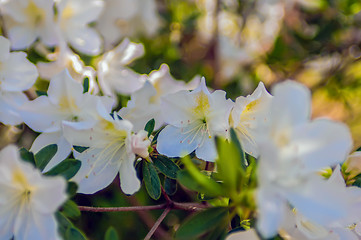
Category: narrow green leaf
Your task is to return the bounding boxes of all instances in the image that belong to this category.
[143,161,161,200]
[45,159,81,180]
[73,146,89,153]
[216,137,244,193]
[83,77,89,93]
[180,156,224,197]
[66,227,87,240]
[61,200,81,219]
[230,128,247,169]
[175,207,228,239]
[67,181,78,197]
[153,155,180,179]
[105,226,119,240]
[144,118,155,137]
[34,144,57,171]
[164,177,177,196]
[19,147,35,166]
[56,212,73,238]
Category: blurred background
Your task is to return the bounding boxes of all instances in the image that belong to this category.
[1,0,361,239]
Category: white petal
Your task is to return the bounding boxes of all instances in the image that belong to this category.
[0,36,10,61]
[66,26,102,56]
[8,25,37,50]
[207,90,234,134]
[72,148,120,194]
[0,92,27,125]
[156,125,200,158]
[292,119,352,171]
[119,156,140,195]
[225,229,260,240]
[195,137,217,162]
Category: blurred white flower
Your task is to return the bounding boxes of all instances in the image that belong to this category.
[0,145,66,240]
[225,229,259,240]
[21,70,113,171]
[96,0,161,49]
[56,0,104,55]
[256,80,353,238]
[63,111,140,195]
[0,0,57,49]
[0,36,38,125]
[131,130,151,159]
[97,38,146,96]
[157,78,234,162]
[118,64,200,131]
[230,82,272,157]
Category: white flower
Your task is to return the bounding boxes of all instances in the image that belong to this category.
[97,38,146,96]
[225,229,260,240]
[37,40,98,94]
[96,0,161,49]
[56,0,104,55]
[131,130,151,159]
[256,80,353,238]
[156,78,234,162]
[0,36,38,125]
[0,145,67,240]
[21,69,113,171]
[118,64,200,132]
[63,111,140,195]
[0,0,57,49]
[230,82,272,157]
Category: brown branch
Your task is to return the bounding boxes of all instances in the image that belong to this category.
[78,203,167,212]
[144,208,171,240]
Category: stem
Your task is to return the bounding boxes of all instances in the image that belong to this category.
[78,203,167,212]
[144,208,171,240]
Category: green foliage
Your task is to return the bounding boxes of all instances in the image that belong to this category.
[152,155,180,179]
[34,144,57,171]
[144,118,155,137]
[175,207,229,239]
[83,77,89,93]
[73,146,89,153]
[56,212,87,240]
[19,147,35,166]
[66,181,78,198]
[45,159,81,180]
[61,200,81,219]
[105,227,119,240]
[142,161,161,200]
[164,177,177,196]
[66,227,87,240]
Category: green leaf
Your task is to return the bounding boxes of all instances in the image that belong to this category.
[56,212,73,238]
[175,207,229,239]
[179,156,224,197]
[67,181,78,197]
[216,137,245,193]
[83,77,89,93]
[144,118,155,137]
[45,159,81,180]
[61,200,81,219]
[153,155,180,179]
[230,128,247,169]
[66,227,87,240]
[164,177,177,196]
[19,147,35,166]
[34,144,57,171]
[73,146,89,153]
[143,161,161,200]
[35,90,48,96]
[105,226,119,240]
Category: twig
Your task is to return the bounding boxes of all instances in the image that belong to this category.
[144,208,171,240]
[78,203,167,212]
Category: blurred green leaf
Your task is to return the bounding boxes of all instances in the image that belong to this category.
[61,200,81,219]
[144,118,155,137]
[35,144,57,171]
[73,146,89,153]
[66,227,87,240]
[19,147,35,166]
[66,181,78,197]
[164,177,177,196]
[45,159,81,180]
[56,212,73,239]
[105,226,119,240]
[83,77,89,93]
[143,161,161,200]
[179,156,224,197]
[153,155,180,179]
[230,128,247,169]
[175,207,229,239]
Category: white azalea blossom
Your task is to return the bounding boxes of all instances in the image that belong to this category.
[131,130,151,159]
[118,64,200,131]
[230,82,272,157]
[63,111,140,195]
[97,38,146,96]
[0,0,57,49]
[21,70,113,171]
[157,78,234,162]
[0,145,67,240]
[0,36,38,125]
[256,80,353,238]
[37,39,98,94]
[56,0,104,55]
[96,0,161,48]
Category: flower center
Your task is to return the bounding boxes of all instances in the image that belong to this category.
[24,1,46,26]
[192,92,210,117]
